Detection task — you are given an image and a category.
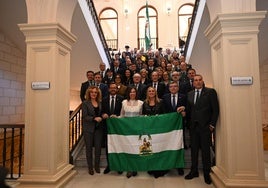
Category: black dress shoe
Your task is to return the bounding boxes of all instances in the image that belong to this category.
[88,169,94,175]
[185,171,199,179]
[132,171,137,176]
[126,171,132,178]
[104,167,110,174]
[117,171,123,174]
[95,167,100,173]
[204,174,212,184]
[177,168,184,176]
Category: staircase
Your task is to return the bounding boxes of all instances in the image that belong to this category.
[74,145,107,168]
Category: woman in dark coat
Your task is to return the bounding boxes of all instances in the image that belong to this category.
[82,86,103,175]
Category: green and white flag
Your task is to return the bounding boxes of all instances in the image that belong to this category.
[145,0,151,51]
[107,112,184,171]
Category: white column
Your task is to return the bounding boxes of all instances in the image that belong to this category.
[17,23,77,187]
[205,11,268,188]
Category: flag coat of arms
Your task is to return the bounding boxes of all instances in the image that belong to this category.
[107,112,184,171]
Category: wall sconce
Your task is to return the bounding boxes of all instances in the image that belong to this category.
[124,9,129,17]
[167,7,171,15]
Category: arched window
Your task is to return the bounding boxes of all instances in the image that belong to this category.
[178,4,194,48]
[99,8,118,50]
[137,6,158,51]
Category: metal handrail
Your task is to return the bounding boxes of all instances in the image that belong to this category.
[69,104,83,164]
[183,0,200,56]
[0,124,24,179]
[86,0,113,65]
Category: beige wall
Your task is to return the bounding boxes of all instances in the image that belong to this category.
[94,0,195,50]
[0,31,25,123]
[260,59,268,125]
[70,90,80,111]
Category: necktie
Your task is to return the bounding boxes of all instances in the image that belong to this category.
[111,96,115,114]
[172,95,176,110]
[195,90,200,104]
[153,83,156,88]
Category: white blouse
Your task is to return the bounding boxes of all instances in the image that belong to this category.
[120,99,143,117]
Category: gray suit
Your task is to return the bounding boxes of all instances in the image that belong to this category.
[82,100,103,170]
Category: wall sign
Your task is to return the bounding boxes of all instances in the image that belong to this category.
[230,77,253,85]
[31,82,50,90]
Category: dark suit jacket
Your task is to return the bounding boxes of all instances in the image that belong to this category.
[102,94,124,116]
[187,87,219,128]
[142,100,164,115]
[130,83,147,100]
[97,83,108,98]
[82,100,102,133]
[162,93,186,113]
[80,80,94,101]
[147,82,166,99]
[103,76,115,85]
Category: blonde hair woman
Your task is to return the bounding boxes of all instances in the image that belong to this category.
[82,86,103,175]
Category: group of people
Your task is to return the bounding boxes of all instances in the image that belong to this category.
[80,47,219,185]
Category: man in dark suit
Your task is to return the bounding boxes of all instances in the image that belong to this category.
[187,68,196,90]
[80,70,95,101]
[101,83,124,174]
[98,62,107,82]
[112,59,124,76]
[146,58,156,78]
[131,73,147,100]
[94,72,108,99]
[185,74,219,185]
[162,81,186,176]
[103,69,115,85]
[147,71,166,99]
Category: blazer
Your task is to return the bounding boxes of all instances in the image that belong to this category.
[187,87,219,128]
[116,84,128,98]
[102,94,124,116]
[80,80,95,101]
[97,83,108,98]
[147,82,166,99]
[82,100,102,133]
[142,100,164,115]
[162,92,186,113]
[130,83,147,100]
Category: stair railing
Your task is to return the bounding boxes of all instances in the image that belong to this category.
[0,124,24,179]
[85,0,113,65]
[69,103,83,164]
[183,0,200,57]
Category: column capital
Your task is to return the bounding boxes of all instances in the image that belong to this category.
[19,23,76,51]
[205,11,267,44]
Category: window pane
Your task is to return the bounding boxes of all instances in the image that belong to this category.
[100,9,117,18]
[179,15,191,38]
[179,5,193,14]
[100,19,117,39]
[100,9,118,50]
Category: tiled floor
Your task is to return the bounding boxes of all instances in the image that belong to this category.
[64,168,215,188]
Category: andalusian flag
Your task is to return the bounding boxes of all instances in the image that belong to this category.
[107,112,184,171]
[145,0,151,51]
